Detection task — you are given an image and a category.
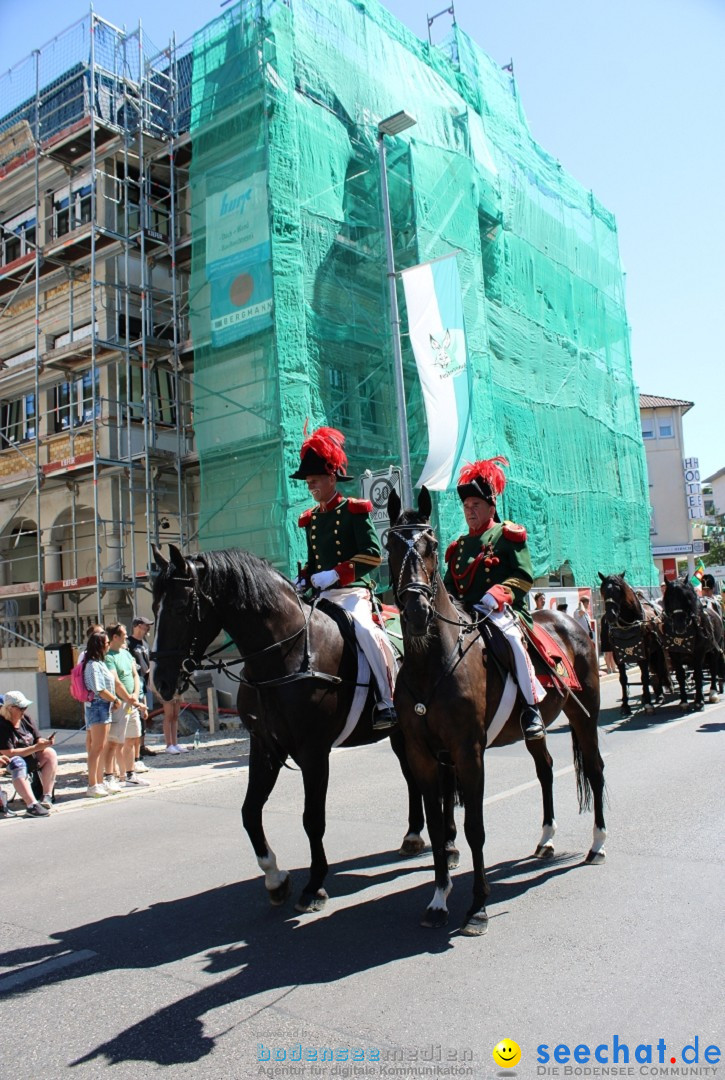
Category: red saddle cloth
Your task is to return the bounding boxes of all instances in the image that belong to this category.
[526,622,582,691]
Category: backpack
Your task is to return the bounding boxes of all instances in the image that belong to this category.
[69,659,94,703]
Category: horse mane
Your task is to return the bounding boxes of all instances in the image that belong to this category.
[663,577,699,611]
[155,548,293,617]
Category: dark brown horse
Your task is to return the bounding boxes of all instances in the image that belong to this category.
[598,572,670,715]
[149,545,430,914]
[386,489,607,936]
[662,575,725,710]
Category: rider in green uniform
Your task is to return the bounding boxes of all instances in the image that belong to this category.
[443,457,545,741]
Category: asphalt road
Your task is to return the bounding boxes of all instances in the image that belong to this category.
[1,676,723,1080]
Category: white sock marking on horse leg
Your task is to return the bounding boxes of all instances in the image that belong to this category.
[537,821,557,850]
[590,826,607,856]
[258,850,288,891]
[429,879,452,912]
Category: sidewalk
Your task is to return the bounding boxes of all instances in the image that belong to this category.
[5,728,251,816]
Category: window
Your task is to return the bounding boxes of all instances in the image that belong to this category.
[1,394,36,445]
[657,415,674,438]
[1,210,36,266]
[328,367,351,427]
[53,184,92,239]
[641,417,655,440]
[125,366,177,425]
[50,371,99,433]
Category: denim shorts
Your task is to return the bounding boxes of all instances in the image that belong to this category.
[86,698,112,726]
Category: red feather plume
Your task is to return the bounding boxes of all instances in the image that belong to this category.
[300,426,348,475]
[457,456,509,495]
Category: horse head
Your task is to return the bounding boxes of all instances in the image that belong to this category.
[662,574,699,636]
[598,570,638,624]
[385,486,439,640]
[150,544,221,700]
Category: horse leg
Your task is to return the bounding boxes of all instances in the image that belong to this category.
[641,660,654,714]
[674,660,688,707]
[454,749,489,937]
[413,753,453,928]
[389,725,426,858]
[707,655,720,704]
[295,753,331,913]
[691,656,705,712]
[440,761,460,870]
[241,735,291,906]
[525,738,556,858]
[564,702,607,864]
[618,663,632,717]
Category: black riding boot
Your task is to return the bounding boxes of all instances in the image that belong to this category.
[372,702,397,732]
[520,705,545,741]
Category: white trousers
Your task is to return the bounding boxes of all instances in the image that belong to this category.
[324,587,396,708]
[486,607,545,706]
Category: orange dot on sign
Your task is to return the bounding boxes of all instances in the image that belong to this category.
[229,274,253,307]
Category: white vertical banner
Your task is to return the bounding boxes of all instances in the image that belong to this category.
[400,254,475,490]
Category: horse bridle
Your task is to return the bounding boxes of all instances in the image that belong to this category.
[389,523,440,616]
[152,557,341,693]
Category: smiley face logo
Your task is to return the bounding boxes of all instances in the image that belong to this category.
[492,1038,521,1069]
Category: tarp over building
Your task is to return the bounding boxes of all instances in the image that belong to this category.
[188,0,656,586]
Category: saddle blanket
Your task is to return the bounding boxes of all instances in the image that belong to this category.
[526,621,581,692]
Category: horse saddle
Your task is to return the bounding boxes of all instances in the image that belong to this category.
[522,621,582,691]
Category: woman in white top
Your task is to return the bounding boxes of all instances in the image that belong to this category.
[82,632,121,797]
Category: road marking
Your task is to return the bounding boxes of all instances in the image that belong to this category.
[0,949,97,994]
[484,753,611,806]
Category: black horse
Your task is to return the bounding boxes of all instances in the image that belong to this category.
[662,575,725,711]
[598,572,670,716]
[150,545,431,913]
[386,489,607,936]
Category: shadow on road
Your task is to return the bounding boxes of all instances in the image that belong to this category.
[0,847,584,1068]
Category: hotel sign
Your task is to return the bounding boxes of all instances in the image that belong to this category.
[683,457,704,520]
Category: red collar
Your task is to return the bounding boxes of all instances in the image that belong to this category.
[319,492,344,513]
[467,521,495,537]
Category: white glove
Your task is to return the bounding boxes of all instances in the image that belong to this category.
[473,593,497,615]
[294,576,307,594]
[310,569,339,590]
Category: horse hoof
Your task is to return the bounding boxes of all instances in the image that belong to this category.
[268,874,292,906]
[295,889,328,914]
[585,849,606,865]
[421,906,449,929]
[708,694,719,704]
[644,704,654,715]
[620,706,632,718]
[534,843,555,859]
[446,846,460,870]
[460,910,489,937]
[691,701,705,713]
[399,835,426,858]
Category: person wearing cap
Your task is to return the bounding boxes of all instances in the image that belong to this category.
[290,425,397,731]
[443,456,545,741]
[0,691,57,817]
[700,574,723,621]
[127,615,155,763]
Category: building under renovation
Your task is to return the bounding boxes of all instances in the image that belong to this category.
[0,0,655,708]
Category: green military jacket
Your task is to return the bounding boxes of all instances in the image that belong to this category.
[299,492,382,587]
[443,520,534,626]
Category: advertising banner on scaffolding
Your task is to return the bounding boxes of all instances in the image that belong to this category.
[206,163,273,345]
[400,253,476,490]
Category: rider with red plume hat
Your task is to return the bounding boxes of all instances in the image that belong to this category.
[443,456,545,741]
[291,426,397,731]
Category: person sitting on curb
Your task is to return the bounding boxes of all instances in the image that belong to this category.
[0,691,57,817]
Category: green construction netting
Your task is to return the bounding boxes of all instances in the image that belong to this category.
[188,0,657,587]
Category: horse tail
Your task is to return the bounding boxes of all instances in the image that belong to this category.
[570,727,593,814]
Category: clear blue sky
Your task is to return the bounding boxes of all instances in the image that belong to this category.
[2,0,723,478]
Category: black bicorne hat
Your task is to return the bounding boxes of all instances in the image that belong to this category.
[289,426,353,482]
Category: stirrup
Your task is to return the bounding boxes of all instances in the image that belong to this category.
[372,703,397,731]
[520,706,545,741]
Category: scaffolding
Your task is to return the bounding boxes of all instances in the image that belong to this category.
[0,12,195,669]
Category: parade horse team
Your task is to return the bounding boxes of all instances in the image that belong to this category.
[149,427,722,934]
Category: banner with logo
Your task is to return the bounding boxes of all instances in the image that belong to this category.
[400,254,475,490]
[206,167,273,345]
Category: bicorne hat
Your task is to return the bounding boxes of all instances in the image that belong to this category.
[456,456,509,503]
[290,426,354,482]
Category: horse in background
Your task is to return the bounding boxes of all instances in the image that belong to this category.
[598,572,670,716]
[150,545,431,914]
[386,488,606,937]
[662,575,725,711]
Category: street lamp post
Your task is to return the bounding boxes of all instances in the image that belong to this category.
[378,110,417,508]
